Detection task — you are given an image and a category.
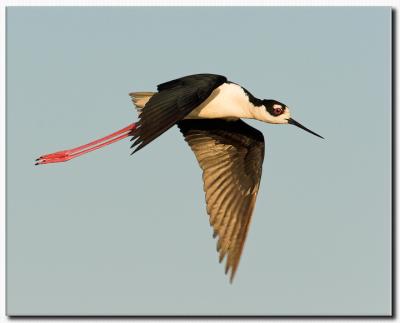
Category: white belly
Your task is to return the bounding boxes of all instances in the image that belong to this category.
[186,83,253,120]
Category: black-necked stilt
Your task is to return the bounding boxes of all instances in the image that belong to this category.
[36,73,323,282]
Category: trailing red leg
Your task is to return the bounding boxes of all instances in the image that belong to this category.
[36,123,136,165]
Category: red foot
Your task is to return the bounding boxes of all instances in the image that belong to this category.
[36,150,69,160]
[36,155,73,165]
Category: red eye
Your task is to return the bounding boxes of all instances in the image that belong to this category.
[273,107,283,115]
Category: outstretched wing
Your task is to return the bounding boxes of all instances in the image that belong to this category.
[177,119,265,282]
[130,74,227,153]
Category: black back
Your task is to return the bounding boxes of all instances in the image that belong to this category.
[130,74,227,153]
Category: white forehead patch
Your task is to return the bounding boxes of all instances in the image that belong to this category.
[273,104,283,109]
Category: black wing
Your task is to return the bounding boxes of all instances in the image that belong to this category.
[177,119,265,282]
[130,74,227,153]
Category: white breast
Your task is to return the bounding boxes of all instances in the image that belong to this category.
[186,83,254,120]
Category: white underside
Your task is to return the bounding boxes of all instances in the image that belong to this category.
[185,83,254,120]
[131,82,291,124]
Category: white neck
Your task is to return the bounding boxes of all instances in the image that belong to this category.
[186,83,290,123]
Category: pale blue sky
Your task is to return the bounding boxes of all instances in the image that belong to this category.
[7,7,391,315]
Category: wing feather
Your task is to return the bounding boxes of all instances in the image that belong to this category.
[178,119,265,282]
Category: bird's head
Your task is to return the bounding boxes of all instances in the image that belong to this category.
[259,100,291,124]
[255,99,324,139]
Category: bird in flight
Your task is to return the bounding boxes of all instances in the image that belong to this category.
[36,73,323,282]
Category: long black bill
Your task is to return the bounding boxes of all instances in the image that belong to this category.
[287,118,324,139]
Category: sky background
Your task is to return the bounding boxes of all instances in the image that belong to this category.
[6,7,391,315]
